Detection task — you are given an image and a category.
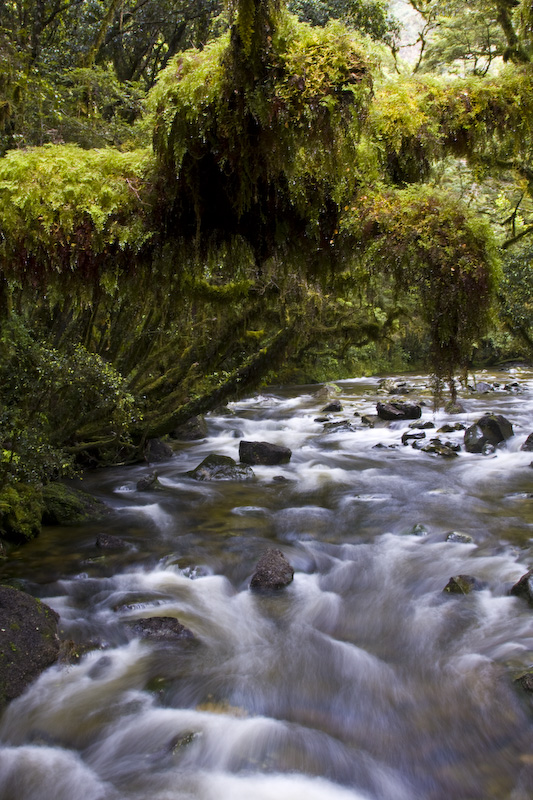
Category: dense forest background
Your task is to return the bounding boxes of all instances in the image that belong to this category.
[0,0,532,540]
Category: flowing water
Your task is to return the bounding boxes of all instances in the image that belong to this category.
[2,370,533,800]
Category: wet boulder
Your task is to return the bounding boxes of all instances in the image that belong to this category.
[186,454,254,481]
[438,423,466,433]
[443,575,485,594]
[521,433,533,452]
[421,438,460,457]
[514,670,533,693]
[136,472,163,492]
[0,586,60,708]
[409,421,435,430]
[510,570,533,604]
[464,414,514,454]
[444,400,466,414]
[402,431,426,445]
[445,531,474,544]
[376,402,422,421]
[170,415,208,441]
[129,616,195,642]
[471,381,493,394]
[239,441,292,466]
[250,549,294,591]
[323,420,355,433]
[144,438,174,463]
[321,400,343,413]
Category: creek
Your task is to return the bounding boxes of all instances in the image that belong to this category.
[1,370,533,800]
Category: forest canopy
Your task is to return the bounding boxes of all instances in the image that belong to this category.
[0,0,532,539]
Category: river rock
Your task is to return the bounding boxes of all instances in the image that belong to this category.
[321,400,343,412]
[409,421,435,430]
[250,549,294,591]
[471,381,493,393]
[136,472,163,492]
[402,431,426,445]
[444,400,466,414]
[376,402,422,421]
[0,586,60,707]
[521,433,533,452]
[96,533,128,551]
[443,574,484,594]
[129,616,195,642]
[314,384,341,403]
[239,441,292,466]
[438,423,466,433]
[445,531,474,544]
[145,438,174,462]
[421,438,460,457]
[170,415,208,441]
[186,454,254,481]
[464,414,514,454]
[510,570,533,604]
[514,671,533,692]
[323,420,355,433]
[42,483,109,527]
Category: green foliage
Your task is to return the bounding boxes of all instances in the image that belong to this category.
[342,186,501,377]
[288,0,399,45]
[0,144,153,292]
[151,13,373,242]
[0,484,42,543]
[0,315,139,487]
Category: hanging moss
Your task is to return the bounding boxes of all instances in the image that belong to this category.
[342,186,501,380]
[150,13,373,254]
[0,144,154,297]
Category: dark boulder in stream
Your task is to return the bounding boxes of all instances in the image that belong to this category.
[521,433,533,452]
[0,586,60,708]
[464,414,514,454]
[186,454,254,481]
[239,440,292,466]
[376,401,422,421]
[129,616,196,643]
[170,415,208,441]
[144,438,174,462]
[96,533,128,551]
[510,570,533,604]
[250,549,294,591]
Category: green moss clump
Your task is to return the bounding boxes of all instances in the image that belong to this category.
[41,483,109,526]
[150,14,373,245]
[0,144,154,293]
[0,483,43,543]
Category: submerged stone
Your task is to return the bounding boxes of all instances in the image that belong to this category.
[443,574,484,594]
[96,533,128,551]
[129,616,195,642]
[250,548,294,591]
[445,531,474,544]
[42,483,109,527]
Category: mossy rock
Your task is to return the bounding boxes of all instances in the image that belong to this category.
[0,586,60,708]
[0,484,43,544]
[42,483,109,526]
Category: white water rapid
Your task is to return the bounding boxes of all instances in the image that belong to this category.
[1,370,533,800]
